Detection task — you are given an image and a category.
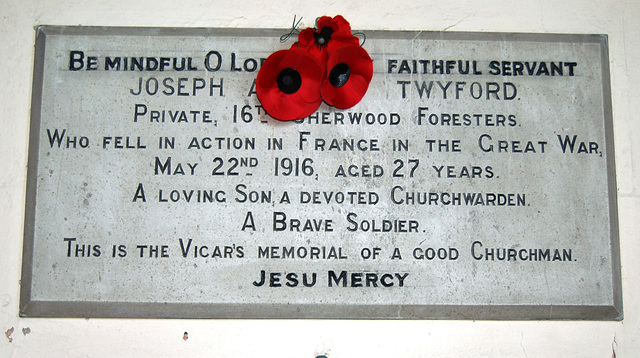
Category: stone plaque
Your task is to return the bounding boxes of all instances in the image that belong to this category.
[20,26,621,319]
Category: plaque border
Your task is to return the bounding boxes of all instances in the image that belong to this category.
[20,26,622,320]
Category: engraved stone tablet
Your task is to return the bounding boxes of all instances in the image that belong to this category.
[21,26,622,319]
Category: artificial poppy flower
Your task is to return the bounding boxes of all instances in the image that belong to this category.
[256,48,324,121]
[294,15,360,65]
[321,45,373,109]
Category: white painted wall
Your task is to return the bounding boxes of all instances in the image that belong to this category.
[1,0,638,356]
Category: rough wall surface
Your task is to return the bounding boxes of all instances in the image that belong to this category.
[1,0,638,356]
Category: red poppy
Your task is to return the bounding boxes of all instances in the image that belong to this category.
[256,48,324,121]
[294,15,360,65]
[321,45,373,109]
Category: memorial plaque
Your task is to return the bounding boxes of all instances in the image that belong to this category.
[20,26,622,319]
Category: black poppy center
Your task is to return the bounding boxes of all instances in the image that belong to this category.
[329,63,351,88]
[314,26,334,47]
[277,68,302,94]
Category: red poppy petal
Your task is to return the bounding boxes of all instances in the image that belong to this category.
[323,16,359,52]
[322,74,369,109]
[259,84,322,120]
[281,49,324,103]
[318,15,353,38]
[327,35,360,50]
[320,80,338,102]
[256,50,289,88]
[327,45,373,81]
[316,16,334,28]
[257,86,317,116]
[296,15,360,65]
[342,74,370,101]
[296,28,316,47]
[256,48,323,120]
[321,45,373,109]
[332,15,352,32]
[298,75,323,103]
[292,45,327,68]
[290,40,328,71]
